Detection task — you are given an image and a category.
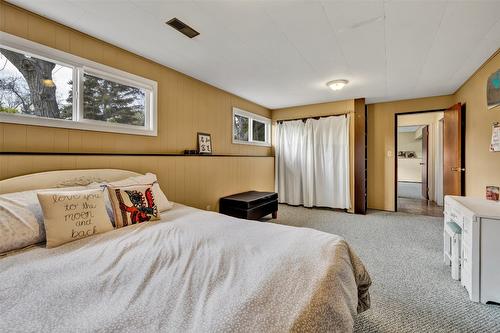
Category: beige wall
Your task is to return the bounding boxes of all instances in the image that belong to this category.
[368,48,500,211]
[272,99,355,212]
[0,2,274,210]
[0,2,271,155]
[272,99,354,122]
[397,131,422,183]
[367,95,454,211]
[3,2,499,214]
[0,154,274,211]
[455,50,500,199]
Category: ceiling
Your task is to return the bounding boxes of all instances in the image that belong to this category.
[7,0,500,109]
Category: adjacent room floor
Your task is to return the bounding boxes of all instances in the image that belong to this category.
[397,197,443,217]
[274,205,500,333]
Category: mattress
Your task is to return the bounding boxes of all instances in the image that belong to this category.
[0,203,370,332]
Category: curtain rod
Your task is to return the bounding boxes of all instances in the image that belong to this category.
[276,112,350,124]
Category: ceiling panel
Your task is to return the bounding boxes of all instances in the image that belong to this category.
[385,1,447,99]
[4,0,500,108]
[417,1,500,93]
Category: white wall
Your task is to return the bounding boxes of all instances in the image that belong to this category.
[398,131,422,182]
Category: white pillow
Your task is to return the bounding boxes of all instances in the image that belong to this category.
[107,173,172,212]
[38,188,113,248]
[0,198,41,254]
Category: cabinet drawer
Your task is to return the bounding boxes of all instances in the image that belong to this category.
[444,208,463,228]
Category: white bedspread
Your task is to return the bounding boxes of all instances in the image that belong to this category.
[0,204,370,333]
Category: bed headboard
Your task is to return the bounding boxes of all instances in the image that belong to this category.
[0,169,142,194]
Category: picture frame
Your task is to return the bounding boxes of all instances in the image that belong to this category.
[487,69,500,110]
[486,186,500,201]
[197,132,212,154]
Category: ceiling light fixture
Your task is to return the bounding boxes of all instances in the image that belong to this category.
[326,79,349,91]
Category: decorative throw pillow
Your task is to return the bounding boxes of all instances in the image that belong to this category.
[107,184,160,228]
[0,184,113,252]
[107,173,173,212]
[37,188,114,248]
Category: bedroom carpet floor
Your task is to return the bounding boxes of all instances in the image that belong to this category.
[273,205,500,333]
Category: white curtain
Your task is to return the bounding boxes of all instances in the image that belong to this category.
[276,115,350,209]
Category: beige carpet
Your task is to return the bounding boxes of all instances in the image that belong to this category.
[273,204,500,333]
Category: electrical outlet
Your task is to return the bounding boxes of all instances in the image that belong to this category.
[206,205,211,211]
[387,150,393,157]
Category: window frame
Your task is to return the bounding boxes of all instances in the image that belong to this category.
[0,32,157,136]
[232,107,271,147]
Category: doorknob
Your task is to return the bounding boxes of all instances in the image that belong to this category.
[451,167,465,172]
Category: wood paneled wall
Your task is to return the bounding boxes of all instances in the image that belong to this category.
[0,2,275,210]
[0,2,271,156]
[366,95,455,211]
[454,49,500,200]
[0,154,274,211]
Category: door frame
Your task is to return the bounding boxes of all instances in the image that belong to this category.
[394,109,445,212]
[421,125,430,200]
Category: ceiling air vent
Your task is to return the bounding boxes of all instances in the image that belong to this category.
[166,18,200,39]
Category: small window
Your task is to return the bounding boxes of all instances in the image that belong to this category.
[252,119,266,142]
[0,47,73,120]
[232,107,270,146]
[233,113,249,142]
[82,73,146,127]
[0,32,157,136]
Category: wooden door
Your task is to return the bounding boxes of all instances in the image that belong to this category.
[443,103,464,196]
[421,125,429,199]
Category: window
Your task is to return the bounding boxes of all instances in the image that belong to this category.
[0,32,157,136]
[232,107,271,146]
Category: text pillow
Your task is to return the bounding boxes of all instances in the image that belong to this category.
[108,184,159,228]
[37,189,114,248]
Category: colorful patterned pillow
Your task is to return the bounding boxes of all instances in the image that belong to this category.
[107,173,173,212]
[108,184,160,228]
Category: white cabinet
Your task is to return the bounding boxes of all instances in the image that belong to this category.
[444,196,500,304]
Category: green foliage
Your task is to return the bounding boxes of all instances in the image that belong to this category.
[79,74,145,126]
[0,106,18,113]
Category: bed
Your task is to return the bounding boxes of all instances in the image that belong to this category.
[0,169,371,333]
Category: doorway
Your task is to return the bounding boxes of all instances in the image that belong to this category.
[396,112,444,216]
[395,104,465,216]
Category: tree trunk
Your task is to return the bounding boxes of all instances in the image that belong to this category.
[1,48,60,118]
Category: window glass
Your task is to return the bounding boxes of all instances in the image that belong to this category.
[83,73,146,126]
[0,35,157,136]
[233,114,249,141]
[252,119,266,142]
[0,47,73,120]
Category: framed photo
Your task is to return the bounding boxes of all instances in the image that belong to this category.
[197,132,212,154]
[487,69,500,110]
[486,186,499,201]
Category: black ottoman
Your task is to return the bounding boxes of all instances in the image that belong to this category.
[219,191,278,220]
